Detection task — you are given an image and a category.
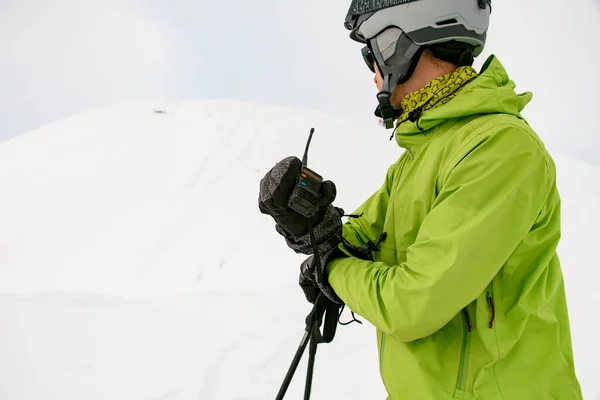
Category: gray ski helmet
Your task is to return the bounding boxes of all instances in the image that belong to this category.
[345,0,491,128]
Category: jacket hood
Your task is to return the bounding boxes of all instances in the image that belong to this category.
[396,55,533,149]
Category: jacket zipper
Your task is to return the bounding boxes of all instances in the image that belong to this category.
[457,308,472,391]
[379,331,386,373]
[487,282,496,329]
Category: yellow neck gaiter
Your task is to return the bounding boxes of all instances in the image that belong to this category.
[396,66,478,128]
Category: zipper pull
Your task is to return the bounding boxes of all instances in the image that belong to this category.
[487,292,496,329]
[367,232,388,253]
[376,232,388,247]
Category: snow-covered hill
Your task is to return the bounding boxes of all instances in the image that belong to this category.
[0,101,598,399]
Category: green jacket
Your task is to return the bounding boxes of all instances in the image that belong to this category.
[328,56,582,399]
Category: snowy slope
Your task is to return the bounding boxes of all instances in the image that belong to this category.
[0,101,399,297]
[0,101,598,399]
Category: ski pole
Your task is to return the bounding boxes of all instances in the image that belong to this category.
[276,325,314,399]
[304,323,319,400]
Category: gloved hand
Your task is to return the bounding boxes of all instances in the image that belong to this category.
[300,253,343,305]
[259,156,344,304]
[290,205,345,304]
[258,156,337,237]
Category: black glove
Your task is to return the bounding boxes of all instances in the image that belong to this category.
[259,156,344,304]
[291,206,345,305]
[259,156,337,237]
[300,253,343,305]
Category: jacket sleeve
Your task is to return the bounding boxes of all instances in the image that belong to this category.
[327,125,554,342]
[338,159,399,253]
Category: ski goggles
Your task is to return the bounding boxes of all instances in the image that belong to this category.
[361,46,375,73]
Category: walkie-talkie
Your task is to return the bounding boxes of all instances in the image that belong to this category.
[287,128,324,219]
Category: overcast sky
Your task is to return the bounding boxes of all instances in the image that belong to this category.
[1,0,599,165]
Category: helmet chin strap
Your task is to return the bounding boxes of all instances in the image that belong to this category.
[376,75,397,129]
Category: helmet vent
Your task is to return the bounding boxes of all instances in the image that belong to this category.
[376,28,403,61]
[435,18,458,27]
[381,40,398,60]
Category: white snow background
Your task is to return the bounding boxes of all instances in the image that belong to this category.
[0,100,598,400]
[1,0,600,397]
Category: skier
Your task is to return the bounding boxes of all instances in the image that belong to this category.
[259,0,583,398]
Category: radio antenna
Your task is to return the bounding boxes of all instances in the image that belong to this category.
[302,128,315,166]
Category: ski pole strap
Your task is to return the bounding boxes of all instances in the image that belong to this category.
[321,299,340,343]
[305,294,341,344]
[308,228,324,286]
